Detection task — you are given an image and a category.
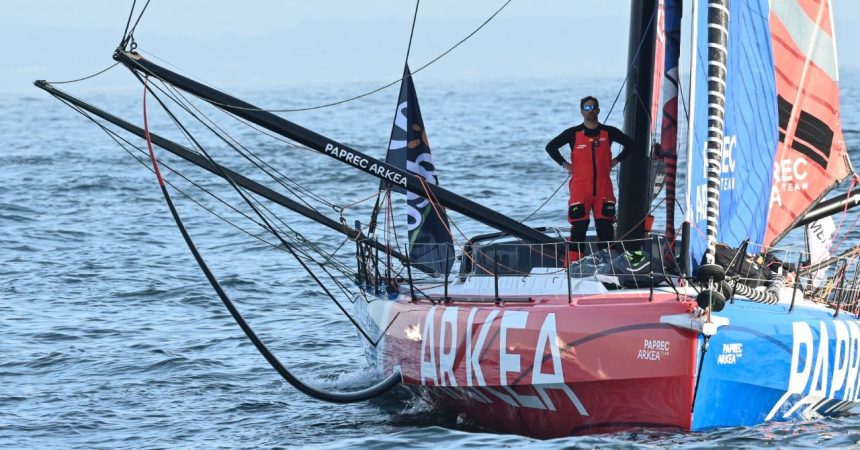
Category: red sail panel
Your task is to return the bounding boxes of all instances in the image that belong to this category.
[765,0,851,245]
[660,0,681,246]
[650,0,666,135]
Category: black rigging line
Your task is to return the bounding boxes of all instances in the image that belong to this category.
[126,0,152,39]
[57,96,286,249]
[138,0,514,113]
[140,76,401,402]
[603,4,659,122]
[370,0,422,237]
[120,0,152,50]
[119,0,137,48]
[55,88,366,297]
[403,0,420,67]
[44,63,120,85]
[135,71,384,346]
[155,80,337,211]
[146,78,360,285]
[514,4,658,227]
[264,0,514,112]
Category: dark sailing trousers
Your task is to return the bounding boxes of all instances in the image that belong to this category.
[568,218,614,259]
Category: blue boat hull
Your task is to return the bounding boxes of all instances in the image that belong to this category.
[692,301,860,430]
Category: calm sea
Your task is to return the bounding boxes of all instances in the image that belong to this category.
[2,71,860,448]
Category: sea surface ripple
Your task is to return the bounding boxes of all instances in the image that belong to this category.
[2,73,860,448]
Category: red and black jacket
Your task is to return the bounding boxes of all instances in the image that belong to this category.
[545,124,633,201]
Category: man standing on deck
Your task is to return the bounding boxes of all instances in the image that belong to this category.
[545,96,633,263]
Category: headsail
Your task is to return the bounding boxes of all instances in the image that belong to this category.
[385,65,455,274]
[765,0,852,245]
[687,0,779,265]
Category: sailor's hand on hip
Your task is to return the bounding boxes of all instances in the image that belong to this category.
[563,161,571,172]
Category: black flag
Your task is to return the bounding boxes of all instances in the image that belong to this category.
[385,65,455,275]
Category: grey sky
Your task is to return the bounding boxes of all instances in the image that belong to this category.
[2,0,858,93]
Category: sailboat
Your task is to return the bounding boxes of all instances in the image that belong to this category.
[35,0,860,439]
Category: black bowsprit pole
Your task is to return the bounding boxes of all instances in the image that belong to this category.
[113,50,560,246]
[33,80,440,274]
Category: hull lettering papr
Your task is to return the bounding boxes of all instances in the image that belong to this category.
[767,320,860,420]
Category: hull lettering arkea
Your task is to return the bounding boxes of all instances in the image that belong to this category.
[418,307,588,415]
[324,143,407,187]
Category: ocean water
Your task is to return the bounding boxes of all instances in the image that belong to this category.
[2,70,860,449]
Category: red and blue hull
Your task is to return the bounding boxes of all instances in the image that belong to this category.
[356,290,860,437]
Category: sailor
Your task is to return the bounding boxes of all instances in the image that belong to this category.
[545,96,633,262]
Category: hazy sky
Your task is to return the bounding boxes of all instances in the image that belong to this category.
[2,0,859,93]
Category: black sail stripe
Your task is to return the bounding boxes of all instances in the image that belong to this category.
[791,139,829,169]
[794,109,834,158]
[776,95,834,170]
[777,95,791,130]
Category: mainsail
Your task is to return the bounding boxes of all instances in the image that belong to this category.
[687,0,779,266]
[384,65,455,274]
[765,0,852,245]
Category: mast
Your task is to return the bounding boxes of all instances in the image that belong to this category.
[688,0,730,312]
[114,51,559,246]
[618,0,659,242]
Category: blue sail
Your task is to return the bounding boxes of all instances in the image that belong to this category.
[687,0,779,266]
